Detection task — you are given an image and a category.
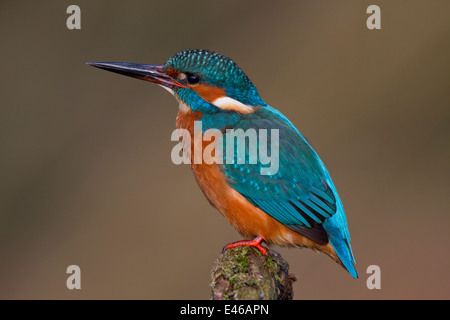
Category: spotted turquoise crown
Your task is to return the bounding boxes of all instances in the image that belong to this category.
[163,49,265,107]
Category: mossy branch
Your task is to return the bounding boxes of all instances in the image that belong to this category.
[210,246,297,300]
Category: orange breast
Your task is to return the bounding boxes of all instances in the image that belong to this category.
[175,109,338,259]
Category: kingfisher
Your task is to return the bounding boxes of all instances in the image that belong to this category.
[87,49,358,278]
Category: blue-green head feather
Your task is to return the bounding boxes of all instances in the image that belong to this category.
[163,49,265,110]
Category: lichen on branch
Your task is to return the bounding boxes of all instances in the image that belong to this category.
[210,246,296,300]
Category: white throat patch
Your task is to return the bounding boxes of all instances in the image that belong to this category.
[211,96,254,114]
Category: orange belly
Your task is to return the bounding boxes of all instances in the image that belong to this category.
[175,109,339,261]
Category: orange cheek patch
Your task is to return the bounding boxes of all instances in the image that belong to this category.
[164,67,179,78]
[192,84,226,103]
[181,82,255,114]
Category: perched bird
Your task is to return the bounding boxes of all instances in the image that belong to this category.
[87,49,358,278]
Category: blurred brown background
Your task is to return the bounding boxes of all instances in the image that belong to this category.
[1,1,449,299]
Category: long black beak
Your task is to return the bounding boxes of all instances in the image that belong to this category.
[86,62,187,88]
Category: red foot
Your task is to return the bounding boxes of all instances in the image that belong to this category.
[223,236,267,255]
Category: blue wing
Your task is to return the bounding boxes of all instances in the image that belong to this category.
[220,106,357,277]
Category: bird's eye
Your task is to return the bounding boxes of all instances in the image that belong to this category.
[186,73,201,85]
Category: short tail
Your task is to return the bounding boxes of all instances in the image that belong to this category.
[320,186,358,278]
[329,236,358,278]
